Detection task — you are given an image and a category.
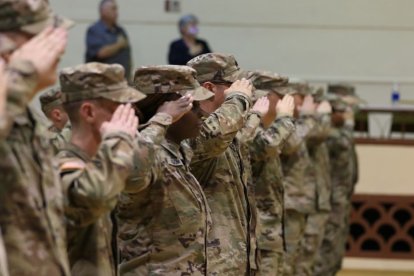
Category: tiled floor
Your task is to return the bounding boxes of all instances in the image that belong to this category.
[337,270,414,276]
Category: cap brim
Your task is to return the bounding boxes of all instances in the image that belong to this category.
[252,89,268,102]
[21,14,74,35]
[0,35,16,54]
[184,86,214,101]
[101,87,147,104]
[341,95,365,105]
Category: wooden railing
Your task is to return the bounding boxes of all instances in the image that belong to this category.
[346,195,414,259]
[354,105,414,146]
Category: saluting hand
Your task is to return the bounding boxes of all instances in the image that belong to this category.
[100,104,139,138]
[10,26,67,93]
[276,94,295,117]
[157,94,194,123]
[251,96,269,117]
[299,95,316,114]
[317,100,333,114]
[224,78,253,98]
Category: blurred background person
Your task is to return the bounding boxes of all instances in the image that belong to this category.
[168,14,212,65]
[85,0,132,79]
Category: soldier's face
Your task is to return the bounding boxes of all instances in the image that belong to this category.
[332,111,345,127]
[200,82,229,114]
[92,99,120,131]
[293,94,304,118]
[49,107,69,131]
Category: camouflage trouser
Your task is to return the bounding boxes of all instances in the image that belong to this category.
[283,210,306,276]
[257,250,284,276]
[295,212,329,276]
[314,203,350,276]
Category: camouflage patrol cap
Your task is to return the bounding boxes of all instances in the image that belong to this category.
[327,83,355,96]
[326,94,348,112]
[187,53,241,84]
[0,0,74,34]
[280,78,310,96]
[245,70,289,98]
[60,62,146,104]
[0,33,15,53]
[311,87,325,102]
[40,88,63,113]
[133,65,214,101]
[328,83,364,105]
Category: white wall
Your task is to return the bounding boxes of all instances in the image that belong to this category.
[48,0,414,104]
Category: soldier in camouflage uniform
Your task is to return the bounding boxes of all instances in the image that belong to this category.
[0,33,14,276]
[0,34,15,140]
[56,63,145,276]
[0,0,73,274]
[295,89,333,276]
[187,53,260,275]
[281,80,319,276]
[116,65,214,275]
[40,88,71,151]
[314,86,359,276]
[241,71,296,276]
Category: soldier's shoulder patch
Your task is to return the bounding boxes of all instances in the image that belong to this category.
[59,159,86,172]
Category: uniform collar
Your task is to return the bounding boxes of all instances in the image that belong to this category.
[62,142,91,163]
[161,139,193,167]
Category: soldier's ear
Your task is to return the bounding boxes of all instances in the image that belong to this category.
[79,102,95,123]
[50,108,62,121]
[202,81,215,92]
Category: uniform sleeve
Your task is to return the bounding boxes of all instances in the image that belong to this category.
[190,92,251,163]
[282,115,316,155]
[123,112,172,193]
[307,113,332,146]
[85,26,106,62]
[250,116,295,160]
[139,112,172,145]
[236,111,262,144]
[58,132,134,227]
[0,60,38,140]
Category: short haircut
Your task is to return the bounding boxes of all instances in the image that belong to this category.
[99,0,114,11]
[178,14,198,33]
[63,98,117,125]
[63,100,83,125]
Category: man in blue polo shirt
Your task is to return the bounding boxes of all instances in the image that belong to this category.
[85,0,132,79]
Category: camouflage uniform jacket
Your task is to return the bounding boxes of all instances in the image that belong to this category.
[189,93,253,275]
[57,131,135,276]
[306,114,332,212]
[244,116,295,252]
[0,60,70,275]
[281,115,317,214]
[326,126,354,207]
[237,111,264,272]
[117,138,211,276]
